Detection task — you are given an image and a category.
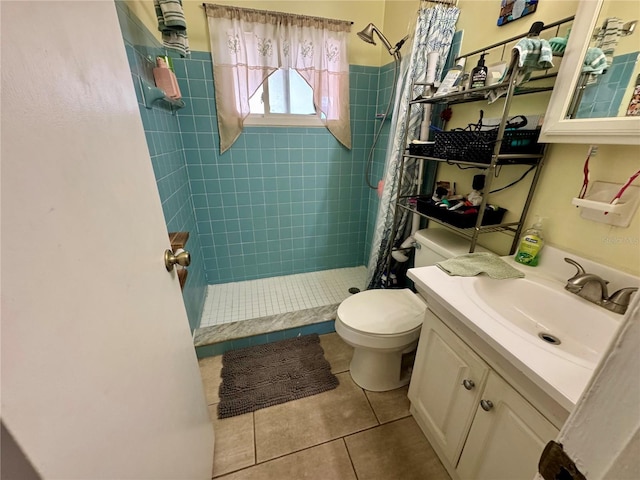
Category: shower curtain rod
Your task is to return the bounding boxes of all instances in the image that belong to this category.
[420,0,459,6]
[201,3,354,24]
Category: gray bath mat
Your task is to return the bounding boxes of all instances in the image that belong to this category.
[217,333,339,419]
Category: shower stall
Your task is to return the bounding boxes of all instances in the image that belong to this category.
[117,1,406,337]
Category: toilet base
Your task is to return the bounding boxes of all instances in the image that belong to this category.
[349,343,417,392]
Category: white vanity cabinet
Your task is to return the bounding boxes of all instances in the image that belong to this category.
[409,308,559,480]
[408,308,489,464]
[456,371,559,480]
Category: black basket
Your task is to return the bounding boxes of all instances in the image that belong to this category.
[433,128,543,164]
[408,142,435,157]
[416,197,506,229]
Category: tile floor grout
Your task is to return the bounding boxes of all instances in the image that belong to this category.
[342,438,359,480]
[213,416,416,480]
[202,333,451,480]
[200,266,367,327]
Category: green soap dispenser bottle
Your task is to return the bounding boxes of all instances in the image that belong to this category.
[471,53,488,89]
[515,217,544,266]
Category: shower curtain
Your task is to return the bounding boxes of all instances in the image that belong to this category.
[366,4,460,289]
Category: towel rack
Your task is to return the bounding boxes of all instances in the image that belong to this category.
[454,16,575,62]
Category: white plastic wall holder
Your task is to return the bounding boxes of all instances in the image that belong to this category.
[571,181,640,227]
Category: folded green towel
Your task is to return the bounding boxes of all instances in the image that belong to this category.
[437,252,525,280]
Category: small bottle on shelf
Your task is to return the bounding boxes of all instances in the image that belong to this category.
[153,57,182,100]
[470,53,488,89]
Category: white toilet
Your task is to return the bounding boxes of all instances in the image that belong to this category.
[335,228,488,391]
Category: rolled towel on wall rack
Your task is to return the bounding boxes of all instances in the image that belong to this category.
[392,236,417,263]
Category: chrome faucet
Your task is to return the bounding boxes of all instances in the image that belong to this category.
[564,258,609,301]
[564,258,638,314]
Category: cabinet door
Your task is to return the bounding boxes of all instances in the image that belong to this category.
[457,371,559,480]
[408,309,489,464]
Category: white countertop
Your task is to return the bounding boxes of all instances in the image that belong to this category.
[408,246,638,412]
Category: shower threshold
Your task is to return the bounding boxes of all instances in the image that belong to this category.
[194,303,338,358]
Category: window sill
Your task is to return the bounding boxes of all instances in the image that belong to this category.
[244,114,324,127]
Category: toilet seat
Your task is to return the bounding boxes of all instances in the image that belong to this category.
[337,288,426,335]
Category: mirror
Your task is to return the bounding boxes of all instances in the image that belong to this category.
[540,0,640,144]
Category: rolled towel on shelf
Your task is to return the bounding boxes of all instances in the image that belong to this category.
[486,37,554,104]
[514,37,554,71]
[154,0,190,57]
[582,47,608,74]
[436,252,525,280]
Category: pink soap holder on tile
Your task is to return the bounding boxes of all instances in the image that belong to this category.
[153,57,181,100]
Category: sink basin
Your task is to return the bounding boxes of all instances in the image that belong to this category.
[462,275,620,366]
[409,245,638,409]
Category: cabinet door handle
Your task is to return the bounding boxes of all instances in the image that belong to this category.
[480,399,494,411]
[462,379,475,390]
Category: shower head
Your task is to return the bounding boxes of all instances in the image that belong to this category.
[357,23,391,49]
[357,23,407,59]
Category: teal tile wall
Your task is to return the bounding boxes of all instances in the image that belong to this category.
[171,55,381,284]
[116,1,207,332]
[116,1,392,293]
[576,52,639,118]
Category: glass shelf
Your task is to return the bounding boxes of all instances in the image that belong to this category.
[139,77,185,110]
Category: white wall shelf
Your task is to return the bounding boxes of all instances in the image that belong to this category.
[571,181,640,227]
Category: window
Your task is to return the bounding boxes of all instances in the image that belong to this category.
[246,69,322,126]
[205,4,352,152]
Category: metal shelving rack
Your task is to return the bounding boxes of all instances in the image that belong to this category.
[385,16,574,279]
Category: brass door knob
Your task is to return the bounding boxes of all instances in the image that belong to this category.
[164,249,191,271]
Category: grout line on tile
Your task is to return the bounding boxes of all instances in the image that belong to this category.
[250,437,354,471]
[362,387,381,426]
[200,266,366,326]
[342,437,360,480]
[252,411,257,467]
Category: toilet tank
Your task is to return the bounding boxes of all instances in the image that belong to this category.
[414,228,489,267]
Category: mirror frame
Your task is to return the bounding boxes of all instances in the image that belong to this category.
[540,0,640,145]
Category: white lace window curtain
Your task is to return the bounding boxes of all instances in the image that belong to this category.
[204,4,352,153]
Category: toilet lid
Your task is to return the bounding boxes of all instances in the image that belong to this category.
[337,289,426,335]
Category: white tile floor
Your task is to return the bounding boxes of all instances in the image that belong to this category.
[199,266,368,327]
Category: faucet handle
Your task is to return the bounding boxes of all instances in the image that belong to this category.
[606,287,638,311]
[564,257,585,277]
